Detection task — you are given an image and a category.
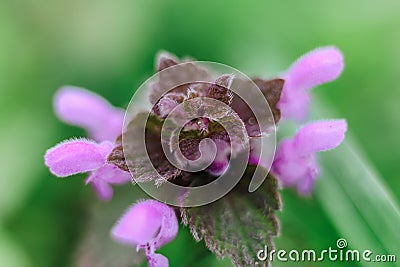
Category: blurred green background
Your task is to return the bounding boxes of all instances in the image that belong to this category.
[1,0,399,266]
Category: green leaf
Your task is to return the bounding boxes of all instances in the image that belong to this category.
[314,98,400,264]
[181,167,281,267]
[0,226,31,267]
[316,140,400,266]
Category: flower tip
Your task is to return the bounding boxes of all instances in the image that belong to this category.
[111,201,162,246]
[329,118,347,134]
[314,45,344,81]
[294,119,347,154]
[53,86,124,141]
[53,86,89,119]
[325,118,347,149]
[286,46,344,90]
[44,139,110,177]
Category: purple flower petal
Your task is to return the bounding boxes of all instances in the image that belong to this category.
[145,200,178,249]
[88,163,132,185]
[272,139,312,185]
[272,119,347,194]
[111,200,178,248]
[54,86,124,141]
[147,253,169,267]
[90,178,114,201]
[297,168,318,196]
[278,90,310,122]
[293,119,347,155]
[279,46,344,120]
[85,163,131,201]
[44,139,113,177]
[285,46,344,91]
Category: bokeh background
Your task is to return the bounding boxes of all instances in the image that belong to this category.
[1,0,399,266]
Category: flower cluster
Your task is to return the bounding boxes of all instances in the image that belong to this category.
[271,46,347,194]
[44,47,347,266]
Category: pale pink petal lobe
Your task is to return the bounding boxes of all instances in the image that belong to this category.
[44,139,110,177]
[54,86,124,141]
[92,164,132,184]
[272,119,347,195]
[147,253,169,267]
[293,119,347,155]
[111,199,178,267]
[285,46,344,91]
[279,46,344,121]
[151,200,178,249]
[111,200,165,246]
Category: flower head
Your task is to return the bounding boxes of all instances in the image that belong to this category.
[271,119,347,194]
[106,53,284,186]
[111,200,178,267]
[278,46,344,121]
[43,49,349,266]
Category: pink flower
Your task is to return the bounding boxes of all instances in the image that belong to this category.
[54,86,125,142]
[278,46,344,121]
[111,200,178,267]
[271,120,347,195]
[44,139,131,201]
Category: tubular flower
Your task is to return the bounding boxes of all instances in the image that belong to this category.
[45,139,131,201]
[45,87,131,201]
[278,46,344,121]
[43,48,348,266]
[271,119,347,194]
[54,86,125,142]
[111,200,179,267]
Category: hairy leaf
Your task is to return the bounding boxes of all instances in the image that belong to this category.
[108,113,181,183]
[231,78,284,137]
[252,78,284,123]
[107,135,128,172]
[181,167,281,267]
[150,53,212,106]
